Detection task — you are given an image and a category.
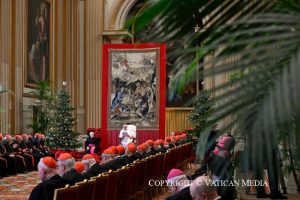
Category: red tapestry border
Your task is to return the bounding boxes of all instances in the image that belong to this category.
[102,43,166,149]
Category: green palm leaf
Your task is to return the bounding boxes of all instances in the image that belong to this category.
[193,12,300,161]
[128,0,300,180]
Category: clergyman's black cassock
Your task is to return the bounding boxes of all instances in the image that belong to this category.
[0,141,17,175]
[0,157,8,177]
[3,141,26,173]
[62,169,85,185]
[86,163,110,177]
[124,154,138,164]
[85,137,101,153]
[29,174,68,200]
[104,159,122,171]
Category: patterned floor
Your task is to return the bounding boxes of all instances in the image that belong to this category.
[0,171,39,200]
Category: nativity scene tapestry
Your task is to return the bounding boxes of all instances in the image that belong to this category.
[102,44,166,146]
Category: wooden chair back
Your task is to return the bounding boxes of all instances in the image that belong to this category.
[105,170,120,200]
[91,173,109,200]
[76,179,95,200]
[53,185,79,200]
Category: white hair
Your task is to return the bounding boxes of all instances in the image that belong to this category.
[58,158,75,171]
[102,154,115,160]
[38,158,56,173]
[82,158,96,169]
[89,132,95,137]
[101,154,114,164]
[191,176,217,194]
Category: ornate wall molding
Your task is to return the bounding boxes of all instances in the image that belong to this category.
[106,0,137,30]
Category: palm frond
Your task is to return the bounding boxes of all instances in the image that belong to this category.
[29,81,53,100]
[196,14,300,171]
[128,0,300,173]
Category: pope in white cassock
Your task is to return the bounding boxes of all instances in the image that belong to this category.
[119,124,136,147]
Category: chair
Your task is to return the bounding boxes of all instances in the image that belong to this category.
[175,145,185,168]
[105,169,120,200]
[144,156,157,199]
[163,150,173,175]
[128,163,139,199]
[133,158,149,199]
[76,179,95,200]
[145,156,155,184]
[153,153,166,197]
[116,166,131,200]
[134,159,148,200]
[91,173,109,200]
[53,184,79,200]
[138,159,147,188]
[154,153,165,179]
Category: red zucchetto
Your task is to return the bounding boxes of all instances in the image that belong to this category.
[42,157,57,169]
[57,153,73,161]
[82,154,94,161]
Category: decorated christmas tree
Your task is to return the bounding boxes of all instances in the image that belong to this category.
[188,89,214,138]
[46,82,80,150]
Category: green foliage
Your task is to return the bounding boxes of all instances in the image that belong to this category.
[47,83,80,150]
[188,90,214,137]
[28,81,54,134]
[129,0,300,184]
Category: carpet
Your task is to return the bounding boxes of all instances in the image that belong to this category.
[0,171,39,200]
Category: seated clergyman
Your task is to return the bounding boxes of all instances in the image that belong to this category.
[119,124,136,147]
[29,157,68,200]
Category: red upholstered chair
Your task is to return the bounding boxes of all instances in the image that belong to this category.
[176,143,193,169]
[171,147,180,168]
[163,149,173,175]
[144,156,157,199]
[180,144,188,166]
[187,143,195,162]
[134,160,147,200]
[116,166,131,200]
[53,185,79,200]
[76,179,95,200]
[175,145,184,167]
[91,173,110,200]
[128,162,139,199]
[105,169,120,200]
[145,156,155,184]
[154,153,164,179]
[149,154,165,198]
[137,159,147,189]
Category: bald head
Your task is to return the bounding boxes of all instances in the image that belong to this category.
[190,176,218,200]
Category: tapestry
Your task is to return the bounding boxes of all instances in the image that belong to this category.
[108,48,160,129]
[102,44,166,147]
